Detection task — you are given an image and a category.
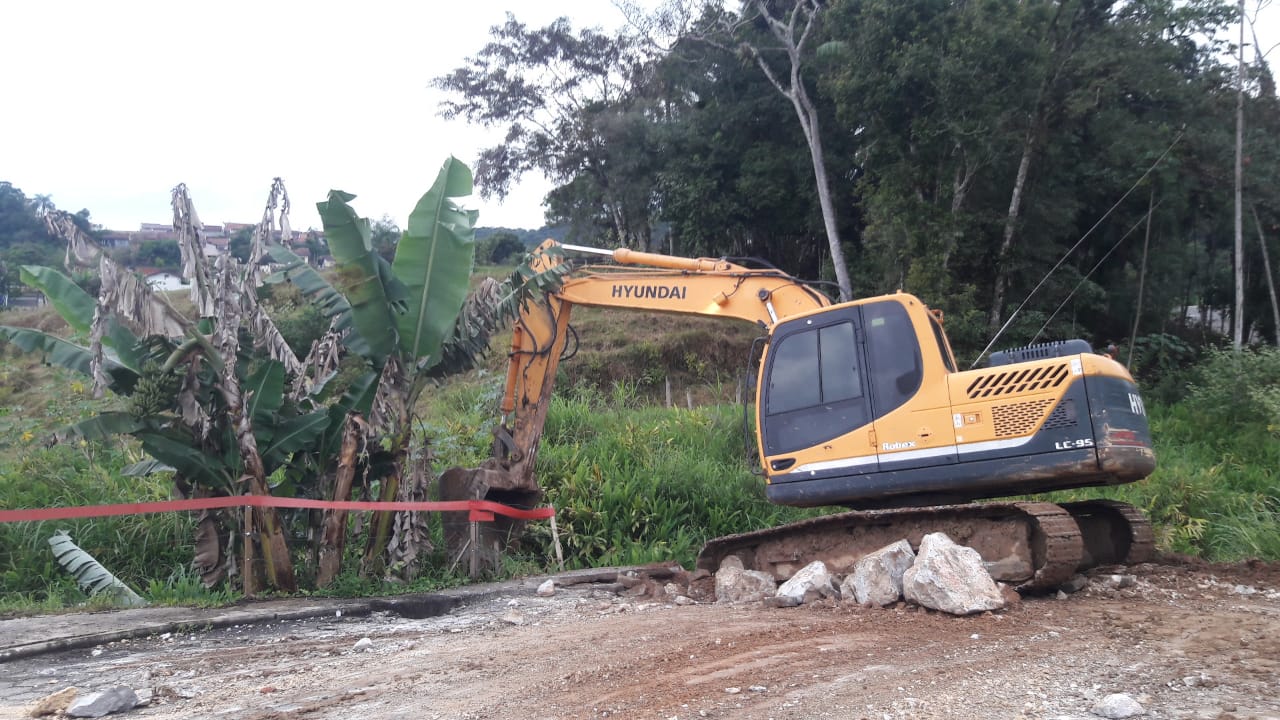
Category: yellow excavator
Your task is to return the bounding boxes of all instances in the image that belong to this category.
[441,241,1156,591]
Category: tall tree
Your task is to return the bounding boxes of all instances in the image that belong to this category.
[649,23,842,278]
[434,15,661,249]
[696,1,854,301]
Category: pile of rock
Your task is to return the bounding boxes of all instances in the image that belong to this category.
[715,532,1012,616]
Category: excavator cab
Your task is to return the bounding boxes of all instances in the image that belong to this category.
[757,294,1155,510]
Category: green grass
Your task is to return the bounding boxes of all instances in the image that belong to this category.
[511,392,825,569]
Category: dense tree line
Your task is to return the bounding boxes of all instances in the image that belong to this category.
[0,182,99,298]
[437,0,1280,370]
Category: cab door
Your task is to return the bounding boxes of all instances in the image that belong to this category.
[862,299,957,471]
[760,306,878,477]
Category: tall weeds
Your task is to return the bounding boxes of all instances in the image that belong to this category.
[0,444,193,602]
[517,393,820,569]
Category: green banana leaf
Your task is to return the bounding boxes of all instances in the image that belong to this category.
[316,191,397,363]
[245,360,285,422]
[0,326,137,391]
[136,431,234,492]
[19,266,95,334]
[121,458,175,476]
[19,265,144,371]
[60,412,148,442]
[262,410,331,464]
[48,531,148,607]
[394,157,478,366]
[262,244,354,327]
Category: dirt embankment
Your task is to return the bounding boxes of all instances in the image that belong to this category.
[2,559,1278,720]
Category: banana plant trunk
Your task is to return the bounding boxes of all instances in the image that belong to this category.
[317,418,363,587]
[361,451,404,577]
[228,374,297,593]
[243,463,297,593]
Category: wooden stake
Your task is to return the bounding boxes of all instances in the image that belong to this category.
[469,520,480,579]
[243,502,257,597]
[550,515,565,572]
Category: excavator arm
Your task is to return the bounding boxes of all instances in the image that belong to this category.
[437,240,830,567]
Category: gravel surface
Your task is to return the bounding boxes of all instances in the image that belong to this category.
[1,559,1277,720]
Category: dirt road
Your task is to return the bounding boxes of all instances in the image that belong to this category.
[2,560,1278,720]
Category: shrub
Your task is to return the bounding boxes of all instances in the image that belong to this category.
[1185,347,1280,433]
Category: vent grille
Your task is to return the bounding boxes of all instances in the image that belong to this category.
[1041,399,1078,431]
[966,363,1070,399]
[992,398,1056,437]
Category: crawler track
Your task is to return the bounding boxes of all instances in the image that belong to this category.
[1059,499,1155,567]
[695,500,1152,593]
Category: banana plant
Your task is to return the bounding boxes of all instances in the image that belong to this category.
[9,159,569,591]
[300,158,481,577]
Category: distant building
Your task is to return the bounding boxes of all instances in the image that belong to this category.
[99,221,327,269]
[203,237,231,258]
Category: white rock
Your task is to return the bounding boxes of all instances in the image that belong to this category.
[902,533,1004,615]
[724,687,741,694]
[536,579,556,597]
[776,560,837,604]
[353,637,373,652]
[673,595,695,606]
[1091,693,1145,718]
[843,539,915,606]
[66,687,138,718]
[715,557,777,604]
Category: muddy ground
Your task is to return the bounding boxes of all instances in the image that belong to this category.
[1,559,1278,720]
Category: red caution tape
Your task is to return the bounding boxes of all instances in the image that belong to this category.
[0,496,554,524]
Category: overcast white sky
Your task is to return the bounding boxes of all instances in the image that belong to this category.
[0,1,1276,234]
[0,0,650,233]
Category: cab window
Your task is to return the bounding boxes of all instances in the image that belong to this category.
[863,300,923,415]
[767,322,862,415]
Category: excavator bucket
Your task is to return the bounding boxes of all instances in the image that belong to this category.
[438,464,542,576]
